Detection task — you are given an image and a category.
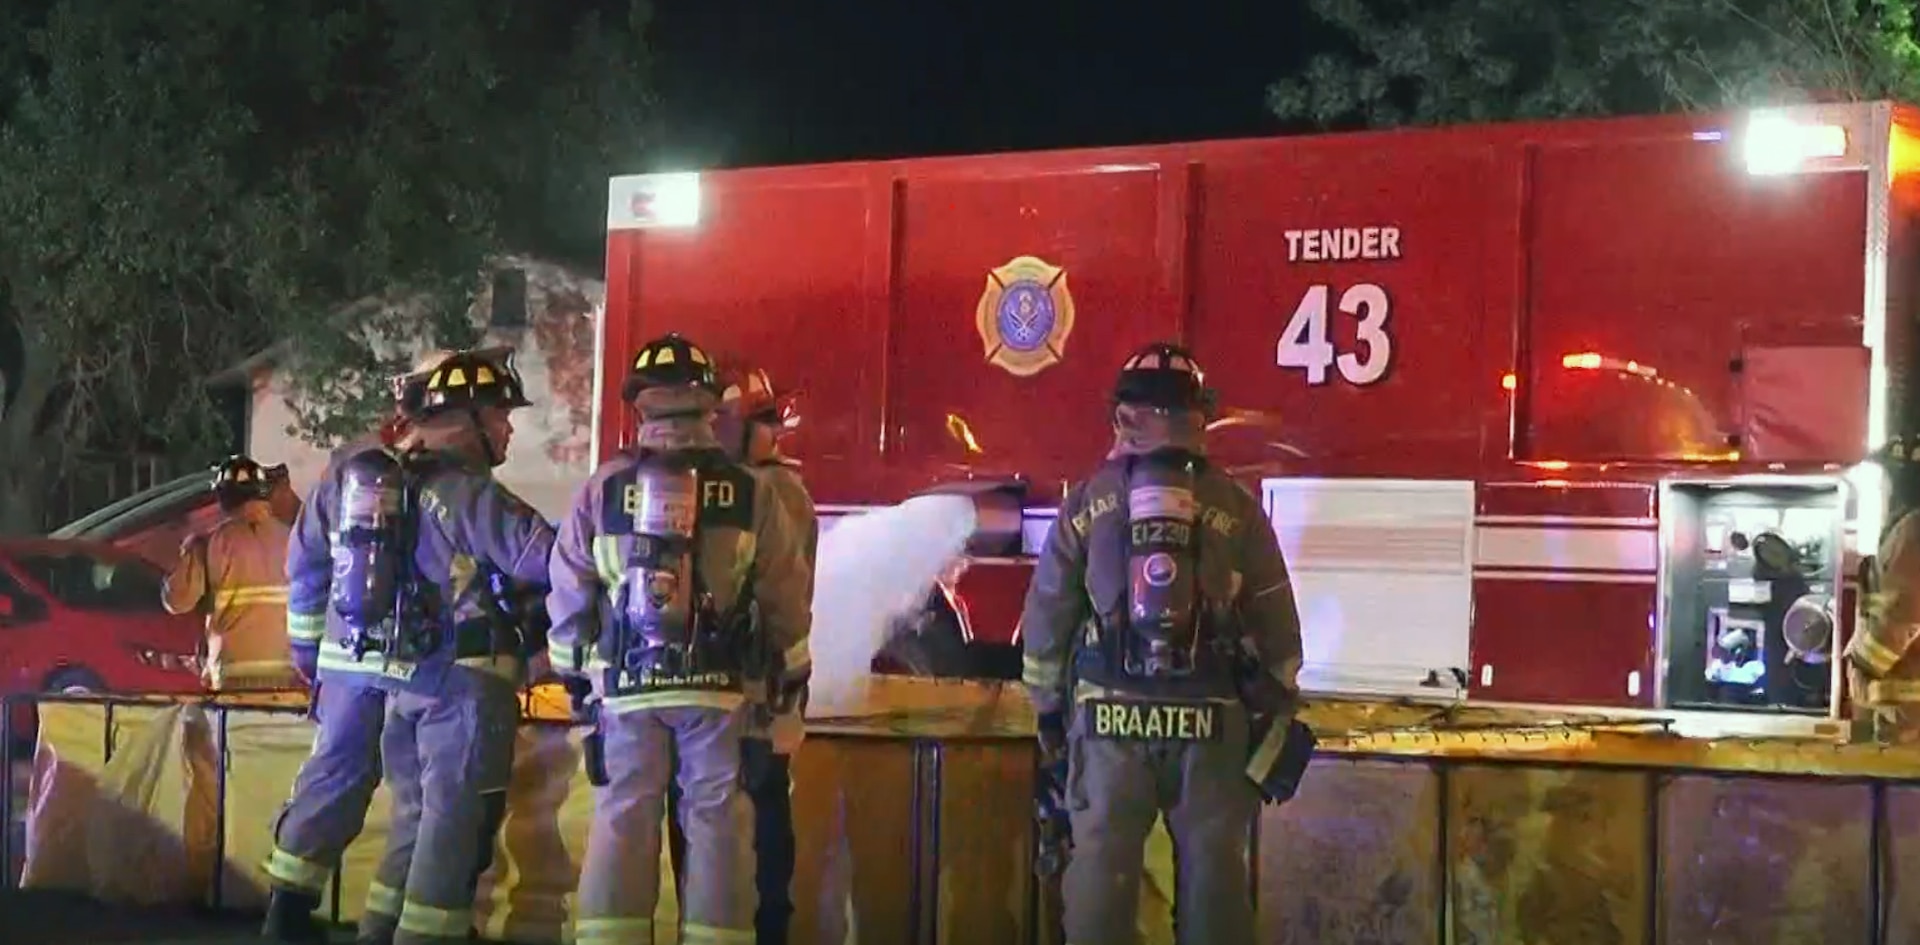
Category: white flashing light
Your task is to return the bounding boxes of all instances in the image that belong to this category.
[607,172,703,231]
[1850,462,1884,555]
[1742,113,1849,176]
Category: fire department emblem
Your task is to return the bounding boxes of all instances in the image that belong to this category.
[1143,553,1178,587]
[975,255,1076,377]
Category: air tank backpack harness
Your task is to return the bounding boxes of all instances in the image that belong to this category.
[1075,452,1219,738]
[593,449,758,698]
[331,448,438,668]
[330,447,532,674]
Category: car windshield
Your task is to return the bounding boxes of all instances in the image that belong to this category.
[13,550,167,613]
[50,473,209,540]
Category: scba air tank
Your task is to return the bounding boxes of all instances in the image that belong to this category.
[1125,464,1200,678]
[623,460,701,655]
[330,449,407,639]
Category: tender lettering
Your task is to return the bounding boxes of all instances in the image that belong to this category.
[1089,700,1220,741]
[1284,226,1402,263]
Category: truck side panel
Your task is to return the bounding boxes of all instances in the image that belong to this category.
[1191,146,1492,479]
[1521,136,1868,465]
[600,104,1901,699]
[889,166,1174,492]
[1471,482,1658,705]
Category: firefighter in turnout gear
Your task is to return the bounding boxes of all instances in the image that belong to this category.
[264,430,411,943]
[1846,434,1920,744]
[667,361,817,945]
[1019,342,1307,945]
[549,333,814,945]
[264,347,556,945]
[163,455,297,691]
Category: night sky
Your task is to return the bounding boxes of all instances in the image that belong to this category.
[646,1,1323,170]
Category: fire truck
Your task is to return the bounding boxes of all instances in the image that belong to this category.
[597,100,1920,718]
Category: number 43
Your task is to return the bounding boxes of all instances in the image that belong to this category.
[1276,283,1393,386]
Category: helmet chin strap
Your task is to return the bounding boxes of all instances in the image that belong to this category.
[467,408,503,467]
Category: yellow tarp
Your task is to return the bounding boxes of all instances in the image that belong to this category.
[20,703,219,905]
[30,678,1920,944]
[18,693,1174,945]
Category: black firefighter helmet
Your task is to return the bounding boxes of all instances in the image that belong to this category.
[622,332,720,401]
[1874,434,1920,469]
[210,455,273,505]
[1113,341,1213,413]
[396,347,533,422]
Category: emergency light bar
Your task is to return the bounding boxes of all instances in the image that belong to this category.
[1741,112,1850,176]
[608,172,703,230]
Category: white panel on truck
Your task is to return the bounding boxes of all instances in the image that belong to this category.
[1261,477,1476,698]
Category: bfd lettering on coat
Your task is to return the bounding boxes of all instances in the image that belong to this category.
[1088,700,1221,742]
[1284,226,1401,263]
[619,479,738,516]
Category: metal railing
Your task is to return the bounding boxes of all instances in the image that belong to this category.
[6,690,1917,944]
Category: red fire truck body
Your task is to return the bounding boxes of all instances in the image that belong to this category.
[598,100,1920,714]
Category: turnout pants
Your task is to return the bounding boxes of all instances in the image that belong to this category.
[577,705,756,945]
[264,681,387,899]
[670,737,796,944]
[357,669,520,945]
[1062,699,1260,945]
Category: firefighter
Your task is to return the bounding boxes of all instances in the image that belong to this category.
[162,455,297,691]
[1846,434,1920,744]
[549,333,814,945]
[1019,342,1306,945]
[264,347,555,945]
[265,462,305,524]
[263,429,409,944]
[666,362,817,945]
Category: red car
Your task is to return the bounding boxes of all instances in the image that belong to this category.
[2,538,205,745]
[52,467,300,569]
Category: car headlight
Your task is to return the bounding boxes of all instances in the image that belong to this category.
[128,646,200,673]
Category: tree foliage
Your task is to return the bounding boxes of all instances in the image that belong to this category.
[1269,0,1920,129]
[0,0,654,530]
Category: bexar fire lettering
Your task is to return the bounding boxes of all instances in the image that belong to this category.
[1277,223,1403,387]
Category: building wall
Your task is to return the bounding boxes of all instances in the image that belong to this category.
[245,258,603,520]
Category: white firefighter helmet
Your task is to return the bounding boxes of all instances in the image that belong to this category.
[1717,627,1754,652]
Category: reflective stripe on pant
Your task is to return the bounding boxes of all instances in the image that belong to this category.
[265,681,387,894]
[369,668,520,945]
[578,705,756,945]
[1061,700,1260,945]
[212,664,302,693]
[670,738,796,945]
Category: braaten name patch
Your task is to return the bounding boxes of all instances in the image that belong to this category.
[1085,699,1221,742]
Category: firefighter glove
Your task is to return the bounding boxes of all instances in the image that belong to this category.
[291,645,318,689]
[741,736,778,792]
[1037,709,1068,765]
[562,675,595,720]
[773,674,808,715]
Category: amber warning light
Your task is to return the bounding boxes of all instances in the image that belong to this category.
[1561,351,1657,378]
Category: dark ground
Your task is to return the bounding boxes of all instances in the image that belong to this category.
[0,889,291,944]
[0,890,546,945]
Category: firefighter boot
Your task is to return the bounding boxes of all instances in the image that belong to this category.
[262,887,329,944]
